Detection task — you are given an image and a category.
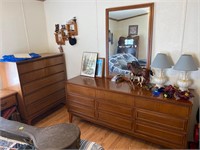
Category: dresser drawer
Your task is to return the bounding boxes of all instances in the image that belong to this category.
[97,101,132,118]
[98,112,132,130]
[135,109,187,131]
[96,90,134,106]
[67,84,95,98]
[135,97,190,118]
[17,59,45,74]
[68,103,95,118]
[45,55,64,67]
[23,72,65,95]
[135,122,186,145]
[1,95,17,110]
[67,94,94,108]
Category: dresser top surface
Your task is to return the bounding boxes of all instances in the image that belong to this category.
[0,89,17,99]
[18,53,63,63]
[0,53,63,64]
[67,76,193,106]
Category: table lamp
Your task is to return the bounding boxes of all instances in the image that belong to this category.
[173,54,198,91]
[151,53,172,88]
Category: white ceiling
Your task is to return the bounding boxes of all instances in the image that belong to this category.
[109,8,149,21]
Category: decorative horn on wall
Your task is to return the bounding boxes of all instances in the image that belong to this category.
[54,17,78,52]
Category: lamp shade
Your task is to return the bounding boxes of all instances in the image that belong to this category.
[174,54,198,71]
[151,53,172,69]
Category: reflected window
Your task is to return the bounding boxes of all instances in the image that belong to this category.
[125,39,134,45]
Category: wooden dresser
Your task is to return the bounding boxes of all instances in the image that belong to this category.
[66,76,193,149]
[0,53,67,124]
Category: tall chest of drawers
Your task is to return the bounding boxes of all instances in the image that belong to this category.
[0,53,67,124]
[66,76,193,149]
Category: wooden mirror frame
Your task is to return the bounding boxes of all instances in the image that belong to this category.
[106,3,154,77]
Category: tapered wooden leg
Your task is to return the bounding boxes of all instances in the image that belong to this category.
[69,113,73,123]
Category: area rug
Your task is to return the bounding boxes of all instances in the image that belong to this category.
[0,136,104,150]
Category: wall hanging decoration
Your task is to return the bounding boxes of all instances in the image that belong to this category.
[54,17,78,52]
[128,25,138,36]
[108,30,113,44]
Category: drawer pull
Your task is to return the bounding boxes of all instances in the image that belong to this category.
[1,102,7,107]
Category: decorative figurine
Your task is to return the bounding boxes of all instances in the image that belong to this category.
[127,61,153,87]
[55,24,59,33]
[175,90,194,100]
[163,85,176,98]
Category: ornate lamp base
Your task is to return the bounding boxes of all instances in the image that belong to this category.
[177,79,191,91]
[154,76,167,88]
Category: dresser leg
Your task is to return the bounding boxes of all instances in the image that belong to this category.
[69,113,73,123]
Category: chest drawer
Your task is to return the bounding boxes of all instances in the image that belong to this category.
[22,72,65,95]
[96,90,134,106]
[24,81,65,105]
[20,64,65,84]
[17,55,64,74]
[45,55,64,66]
[26,89,65,116]
[45,64,65,76]
[20,69,45,84]
[135,97,190,118]
[67,84,95,98]
[1,95,17,110]
[17,59,45,74]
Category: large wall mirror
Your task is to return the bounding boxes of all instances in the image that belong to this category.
[106,3,154,77]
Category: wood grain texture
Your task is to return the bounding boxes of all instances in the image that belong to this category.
[0,89,17,111]
[0,53,66,124]
[34,105,161,150]
[66,76,192,149]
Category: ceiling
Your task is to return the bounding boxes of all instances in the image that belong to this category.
[109,8,149,21]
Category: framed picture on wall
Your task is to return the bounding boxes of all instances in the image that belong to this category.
[128,25,138,36]
[80,52,98,77]
[95,58,105,78]
[108,30,113,44]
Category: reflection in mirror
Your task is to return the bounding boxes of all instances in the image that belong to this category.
[106,3,154,77]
